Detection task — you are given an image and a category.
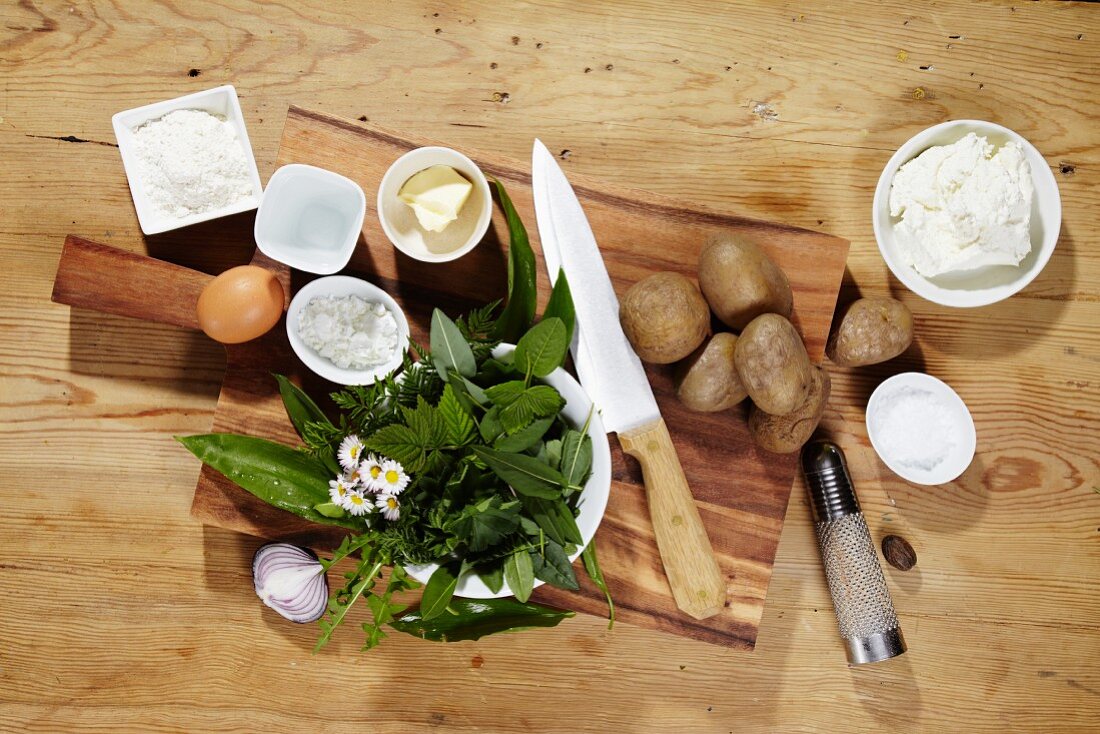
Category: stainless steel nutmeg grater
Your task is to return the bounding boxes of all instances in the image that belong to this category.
[800,440,907,665]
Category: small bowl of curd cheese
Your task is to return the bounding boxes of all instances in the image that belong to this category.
[872,120,1061,308]
[287,275,410,385]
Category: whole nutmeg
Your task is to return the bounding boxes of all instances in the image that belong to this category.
[881,534,917,571]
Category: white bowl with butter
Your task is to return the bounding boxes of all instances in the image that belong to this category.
[377,147,492,263]
[873,120,1061,308]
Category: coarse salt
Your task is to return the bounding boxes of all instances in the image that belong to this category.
[298,295,399,370]
[131,109,252,219]
[870,386,957,472]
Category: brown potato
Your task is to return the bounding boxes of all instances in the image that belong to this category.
[734,313,813,415]
[675,333,748,412]
[698,234,793,330]
[826,297,914,367]
[619,272,710,364]
[749,365,831,453]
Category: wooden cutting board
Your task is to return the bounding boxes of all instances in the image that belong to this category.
[52,106,848,650]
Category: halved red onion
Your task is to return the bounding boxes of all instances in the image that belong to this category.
[252,543,328,623]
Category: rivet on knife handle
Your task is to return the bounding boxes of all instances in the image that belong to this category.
[619,417,726,620]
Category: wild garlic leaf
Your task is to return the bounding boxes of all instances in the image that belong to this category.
[504,548,535,603]
[580,542,613,629]
[420,564,459,621]
[494,416,554,453]
[541,273,576,365]
[514,317,567,378]
[560,429,593,487]
[478,405,505,444]
[438,383,475,445]
[531,539,579,591]
[389,598,574,642]
[471,446,566,499]
[431,309,476,379]
[490,178,537,344]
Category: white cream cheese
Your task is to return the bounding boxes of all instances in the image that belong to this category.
[889,132,1034,277]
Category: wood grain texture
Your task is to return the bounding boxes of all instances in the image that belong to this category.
[48,109,849,648]
[620,417,727,620]
[3,0,1099,732]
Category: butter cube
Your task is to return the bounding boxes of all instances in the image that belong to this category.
[398,165,473,233]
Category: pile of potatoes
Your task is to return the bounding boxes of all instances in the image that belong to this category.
[618,233,914,453]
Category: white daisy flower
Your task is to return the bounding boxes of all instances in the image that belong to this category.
[345,489,372,517]
[328,475,355,506]
[375,493,401,521]
[338,435,365,472]
[343,463,367,487]
[359,453,385,492]
[377,459,410,495]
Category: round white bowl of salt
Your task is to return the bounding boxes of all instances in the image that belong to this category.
[866,372,976,485]
[286,275,410,386]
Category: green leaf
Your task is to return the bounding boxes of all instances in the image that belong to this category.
[459,377,489,406]
[519,495,582,547]
[275,373,340,474]
[543,439,563,470]
[438,384,475,444]
[176,434,360,530]
[478,405,505,444]
[431,309,476,379]
[504,549,535,603]
[448,497,521,552]
[479,565,504,594]
[364,423,424,472]
[560,429,593,488]
[420,564,459,621]
[541,272,575,365]
[471,446,567,499]
[532,540,579,591]
[456,301,500,342]
[389,598,574,642]
[493,416,554,453]
[514,317,567,378]
[490,178,537,343]
[313,502,346,518]
[486,382,566,434]
[582,542,615,629]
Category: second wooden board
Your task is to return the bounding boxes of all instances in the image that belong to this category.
[189,107,850,649]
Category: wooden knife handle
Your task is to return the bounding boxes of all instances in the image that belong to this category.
[51,235,212,330]
[619,417,726,620]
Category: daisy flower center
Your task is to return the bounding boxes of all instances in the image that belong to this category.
[370,466,381,479]
[385,470,399,484]
[386,497,398,509]
[350,494,364,506]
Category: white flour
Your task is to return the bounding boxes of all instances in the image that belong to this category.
[132,109,252,219]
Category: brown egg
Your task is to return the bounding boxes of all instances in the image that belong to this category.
[196,265,285,344]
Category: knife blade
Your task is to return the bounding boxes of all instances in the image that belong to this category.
[532,139,726,620]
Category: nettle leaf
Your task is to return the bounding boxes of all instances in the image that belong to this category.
[494,416,554,453]
[485,380,526,406]
[519,495,582,547]
[438,384,475,445]
[431,309,476,379]
[532,539,579,591]
[448,497,521,552]
[364,423,425,472]
[504,548,535,603]
[560,429,593,487]
[471,446,566,499]
[514,317,567,378]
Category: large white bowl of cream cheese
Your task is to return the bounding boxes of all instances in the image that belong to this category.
[873,120,1061,308]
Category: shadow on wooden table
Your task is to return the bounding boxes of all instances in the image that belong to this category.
[850,650,924,726]
[143,210,259,275]
[65,307,226,398]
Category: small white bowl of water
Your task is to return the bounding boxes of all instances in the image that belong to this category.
[255,163,366,274]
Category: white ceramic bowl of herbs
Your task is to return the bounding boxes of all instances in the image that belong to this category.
[403,336,612,600]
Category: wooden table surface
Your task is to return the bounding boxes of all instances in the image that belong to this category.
[2,1,1097,731]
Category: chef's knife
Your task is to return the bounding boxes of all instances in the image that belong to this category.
[532,139,726,620]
